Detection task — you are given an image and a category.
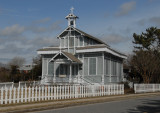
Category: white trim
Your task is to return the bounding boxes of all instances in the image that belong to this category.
[102,52,104,84]
[82,36,84,47]
[68,29,69,52]
[88,58,89,75]
[49,52,61,62]
[96,57,97,75]
[49,52,73,63]
[47,59,48,75]
[74,30,75,54]
[110,55,112,83]
[57,27,70,38]
[42,58,44,77]
[82,54,84,78]
[76,47,127,59]
[78,36,79,47]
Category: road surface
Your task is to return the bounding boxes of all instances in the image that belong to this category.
[31,95,160,113]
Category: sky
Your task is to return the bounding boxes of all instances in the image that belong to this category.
[0,0,160,64]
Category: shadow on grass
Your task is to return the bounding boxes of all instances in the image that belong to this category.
[127,98,160,113]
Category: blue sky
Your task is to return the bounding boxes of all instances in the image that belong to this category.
[0,0,160,64]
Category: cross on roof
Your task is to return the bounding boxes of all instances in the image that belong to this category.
[70,7,74,14]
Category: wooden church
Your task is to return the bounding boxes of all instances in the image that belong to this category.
[37,8,127,85]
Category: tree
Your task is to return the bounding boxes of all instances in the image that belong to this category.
[8,56,26,68]
[130,27,160,83]
[129,50,160,83]
[0,67,10,82]
[31,55,42,80]
[133,27,160,52]
[8,56,26,82]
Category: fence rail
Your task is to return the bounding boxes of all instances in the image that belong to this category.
[0,84,124,105]
[134,84,160,93]
[0,82,14,89]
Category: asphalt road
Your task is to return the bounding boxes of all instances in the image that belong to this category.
[31,95,160,113]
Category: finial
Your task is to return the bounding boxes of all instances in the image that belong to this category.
[70,7,74,14]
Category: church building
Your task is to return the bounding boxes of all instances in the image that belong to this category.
[37,8,127,85]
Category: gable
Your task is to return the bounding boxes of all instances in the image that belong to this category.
[57,26,108,46]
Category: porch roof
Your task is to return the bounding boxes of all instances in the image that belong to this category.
[51,51,82,64]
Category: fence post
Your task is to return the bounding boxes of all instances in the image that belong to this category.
[21,87,23,103]
[39,86,41,101]
[32,87,34,101]
[35,86,38,101]
[57,86,59,99]
[9,87,12,104]
[48,86,50,100]
[1,87,3,104]
[5,87,8,104]
[134,84,136,94]
[17,87,20,103]
[53,86,56,100]
[59,85,61,99]
[51,86,53,100]
[25,87,27,102]
[28,87,31,102]
[13,87,16,104]
[45,86,47,100]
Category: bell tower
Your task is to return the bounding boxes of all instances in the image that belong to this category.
[65,7,78,28]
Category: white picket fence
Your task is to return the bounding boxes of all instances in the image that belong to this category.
[134,84,160,93]
[0,84,124,105]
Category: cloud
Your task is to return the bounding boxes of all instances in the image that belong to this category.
[116,1,136,16]
[28,20,63,34]
[100,34,130,45]
[33,17,51,24]
[136,16,160,26]
[0,24,25,37]
[149,17,160,26]
[0,19,62,64]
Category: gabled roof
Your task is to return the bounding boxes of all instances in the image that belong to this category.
[74,27,109,47]
[57,26,109,47]
[62,51,82,63]
[50,51,82,64]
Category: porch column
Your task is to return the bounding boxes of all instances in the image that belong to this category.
[53,62,56,83]
[102,52,104,84]
[69,63,72,83]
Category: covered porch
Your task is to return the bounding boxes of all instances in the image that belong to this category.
[44,51,82,84]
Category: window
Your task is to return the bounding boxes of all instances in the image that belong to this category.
[64,37,68,47]
[61,38,64,48]
[89,58,96,75]
[111,60,116,76]
[75,37,78,47]
[79,36,83,46]
[84,58,88,75]
[69,37,74,47]
[104,59,110,75]
[43,59,48,75]
[48,62,54,75]
[97,57,103,75]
